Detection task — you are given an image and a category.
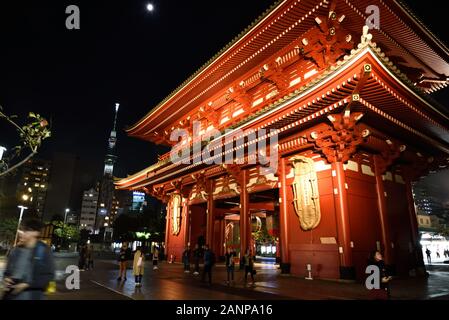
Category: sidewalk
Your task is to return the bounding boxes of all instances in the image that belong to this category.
[68,260,449,300]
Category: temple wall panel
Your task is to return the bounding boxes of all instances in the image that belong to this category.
[345,169,382,280]
[384,179,413,276]
[284,154,340,278]
[165,200,189,262]
[188,204,207,249]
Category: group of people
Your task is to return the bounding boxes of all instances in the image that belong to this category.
[116,242,160,287]
[181,245,257,285]
[425,248,449,264]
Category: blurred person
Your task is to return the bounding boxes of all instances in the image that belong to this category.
[225,248,236,284]
[182,246,191,273]
[243,248,255,284]
[86,245,94,270]
[133,246,145,287]
[1,219,55,300]
[117,243,129,281]
[193,244,201,275]
[78,244,87,271]
[152,246,159,270]
[201,245,215,285]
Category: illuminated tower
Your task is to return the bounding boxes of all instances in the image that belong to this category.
[96,103,120,236]
[104,103,120,175]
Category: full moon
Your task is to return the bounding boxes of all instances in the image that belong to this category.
[146,3,154,12]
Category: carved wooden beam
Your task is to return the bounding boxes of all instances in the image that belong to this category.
[373,140,406,174]
[222,164,245,187]
[400,152,449,182]
[191,171,210,194]
[198,104,219,128]
[297,6,354,69]
[147,186,169,203]
[308,110,370,163]
[226,84,252,111]
[260,60,290,94]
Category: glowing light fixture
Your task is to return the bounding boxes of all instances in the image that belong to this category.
[146,3,154,12]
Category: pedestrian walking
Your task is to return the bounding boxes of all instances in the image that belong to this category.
[1,219,55,300]
[243,249,256,284]
[436,250,440,259]
[152,246,159,270]
[368,250,392,300]
[86,245,94,270]
[201,245,215,285]
[133,246,145,287]
[182,246,191,273]
[117,242,130,281]
[78,244,87,271]
[225,248,236,284]
[193,244,201,275]
[425,248,432,264]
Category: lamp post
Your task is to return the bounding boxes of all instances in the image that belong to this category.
[14,205,28,246]
[0,146,6,161]
[62,208,70,249]
[64,208,70,224]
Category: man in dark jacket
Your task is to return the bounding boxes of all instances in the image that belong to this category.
[1,219,55,300]
[201,245,215,285]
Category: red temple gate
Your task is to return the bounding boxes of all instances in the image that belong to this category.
[116,0,449,280]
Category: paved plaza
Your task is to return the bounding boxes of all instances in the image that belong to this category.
[2,256,443,300]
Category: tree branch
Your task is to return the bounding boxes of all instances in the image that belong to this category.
[0,151,37,178]
[0,110,26,135]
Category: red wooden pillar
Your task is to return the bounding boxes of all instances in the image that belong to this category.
[219,218,225,257]
[279,157,291,273]
[164,201,170,259]
[183,203,190,248]
[240,170,249,258]
[206,180,215,248]
[373,155,393,265]
[404,177,426,274]
[332,161,355,279]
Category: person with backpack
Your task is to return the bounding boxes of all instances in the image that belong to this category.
[201,244,215,285]
[1,219,55,300]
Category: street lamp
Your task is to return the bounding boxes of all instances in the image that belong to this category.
[64,208,70,224]
[14,205,28,246]
[0,146,6,161]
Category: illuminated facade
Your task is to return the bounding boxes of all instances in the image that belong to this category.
[80,187,99,231]
[117,1,449,280]
[17,158,51,218]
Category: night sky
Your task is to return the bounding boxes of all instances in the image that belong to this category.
[0,1,448,196]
